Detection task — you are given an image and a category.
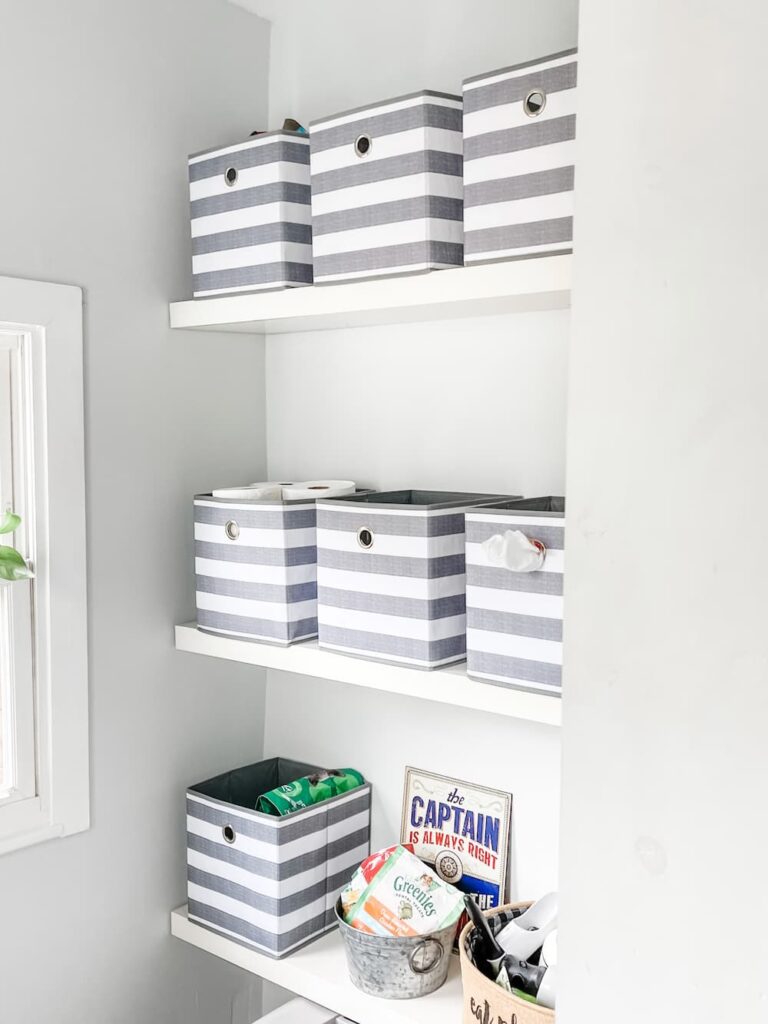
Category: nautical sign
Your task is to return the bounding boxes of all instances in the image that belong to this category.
[400,767,512,910]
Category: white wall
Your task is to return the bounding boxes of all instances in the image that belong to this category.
[559,3,768,1022]
[0,2,270,1022]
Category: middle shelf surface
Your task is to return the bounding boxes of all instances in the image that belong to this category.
[171,905,463,1024]
[175,622,561,727]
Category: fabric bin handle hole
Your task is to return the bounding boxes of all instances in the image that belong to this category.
[224,166,238,186]
[222,824,236,844]
[356,526,374,549]
[354,133,372,158]
[225,520,240,541]
[523,89,547,117]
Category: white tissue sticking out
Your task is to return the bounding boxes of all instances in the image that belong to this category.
[481,529,546,572]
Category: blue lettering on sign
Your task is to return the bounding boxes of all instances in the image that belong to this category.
[410,795,424,828]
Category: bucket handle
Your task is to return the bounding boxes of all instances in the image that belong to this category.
[409,938,444,975]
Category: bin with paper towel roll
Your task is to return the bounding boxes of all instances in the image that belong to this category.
[194,480,361,645]
[465,497,565,695]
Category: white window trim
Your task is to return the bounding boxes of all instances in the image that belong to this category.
[0,275,88,855]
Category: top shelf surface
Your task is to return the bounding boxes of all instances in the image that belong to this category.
[169,255,571,335]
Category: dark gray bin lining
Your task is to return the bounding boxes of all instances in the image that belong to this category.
[318,489,513,511]
[474,495,565,517]
[190,756,321,814]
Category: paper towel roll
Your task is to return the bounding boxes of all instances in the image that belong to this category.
[282,480,356,500]
[212,483,285,500]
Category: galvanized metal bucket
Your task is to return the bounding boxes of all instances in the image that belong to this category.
[334,899,457,999]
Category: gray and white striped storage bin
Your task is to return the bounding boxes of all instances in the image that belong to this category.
[316,490,510,669]
[463,49,577,264]
[465,497,565,695]
[309,92,464,282]
[194,492,319,645]
[188,130,312,296]
[187,757,372,958]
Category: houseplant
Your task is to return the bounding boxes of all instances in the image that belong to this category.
[0,511,34,582]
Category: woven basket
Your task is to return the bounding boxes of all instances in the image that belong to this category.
[459,902,555,1024]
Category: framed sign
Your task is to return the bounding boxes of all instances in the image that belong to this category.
[401,766,512,910]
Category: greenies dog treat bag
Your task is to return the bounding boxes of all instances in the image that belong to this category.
[256,768,364,815]
[340,843,415,918]
[344,845,464,937]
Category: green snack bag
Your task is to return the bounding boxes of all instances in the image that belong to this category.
[256,768,364,815]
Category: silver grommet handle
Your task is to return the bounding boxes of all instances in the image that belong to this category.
[224,166,238,186]
[356,526,374,549]
[225,520,240,541]
[523,89,547,117]
[222,824,236,844]
[409,938,444,975]
[354,133,372,158]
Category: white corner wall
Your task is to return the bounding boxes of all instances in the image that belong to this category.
[0,3,270,1022]
[559,3,768,1022]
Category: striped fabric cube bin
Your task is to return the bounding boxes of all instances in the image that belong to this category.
[465,497,565,696]
[462,49,577,264]
[188,130,312,297]
[187,757,372,958]
[316,491,510,669]
[309,91,464,283]
[194,493,319,645]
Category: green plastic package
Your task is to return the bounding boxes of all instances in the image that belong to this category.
[256,768,364,816]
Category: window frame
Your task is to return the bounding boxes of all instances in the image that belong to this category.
[0,275,89,855]
[0,331,37,805]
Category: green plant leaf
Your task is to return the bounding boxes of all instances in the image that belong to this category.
[0,545,34,582]
[0,511,21,535]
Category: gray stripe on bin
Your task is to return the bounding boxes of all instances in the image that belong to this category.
[319,587,465,620]
[315,241,462,277]
[193,260,312,294]
[187,791,370,847]
[312,195,463,236]
[192,221,312,256]
[464,61,577,114]
[464,219,573,255]
[318,548,464,579]
[319,625,465,663]
[316,508,466,537]
[196,610,317,641]
[467,651,562,689]
[189,139,309,181]
[466,565,563,595]
[310,104,461,153]
[467,607,562,641]
[196,576,317,604]
[191,182,311,219]
[195,541,317,566]
[311,150,462,195]
[188,900,334,955]
[464,116,575,177]
[194,504,315,530]
[186,826,371,881]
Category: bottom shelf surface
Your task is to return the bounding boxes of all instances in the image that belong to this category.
[171,905,463,1024]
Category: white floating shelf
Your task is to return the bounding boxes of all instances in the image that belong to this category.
[171,905,463,1024]
[169,256,571,334]
[175,623,561,727]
